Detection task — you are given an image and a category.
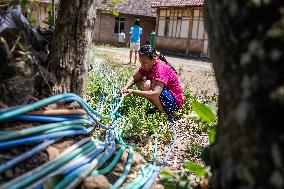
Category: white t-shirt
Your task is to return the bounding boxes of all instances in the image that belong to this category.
[118,32,125,42]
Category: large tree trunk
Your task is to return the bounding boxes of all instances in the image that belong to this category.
[205,1,284,188]
[47,0,95,97]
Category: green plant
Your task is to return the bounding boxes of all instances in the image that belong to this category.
[86,48,172,142]
[160,170,192,189]
[190,100,217,141]
[186,139,202,158]
[87,46,218,189]
[184,162,209,177]
[191,101,216,124]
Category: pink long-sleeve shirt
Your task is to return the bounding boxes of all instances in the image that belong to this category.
[138,59,184,109]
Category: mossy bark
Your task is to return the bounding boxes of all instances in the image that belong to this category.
[204,0,284,188]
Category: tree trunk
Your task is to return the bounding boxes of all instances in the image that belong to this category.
[204,1,284,188]
[47,0,95,97]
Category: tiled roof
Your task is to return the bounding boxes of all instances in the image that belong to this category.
[151,0,204,7]
[30,0,59,3]
[96,0,156,17]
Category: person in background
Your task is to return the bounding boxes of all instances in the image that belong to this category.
[122,44,184,117]
[118,29,125,48]
[42,10,54,28]
[129,18,142,65]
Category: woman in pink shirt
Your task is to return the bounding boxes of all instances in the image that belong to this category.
[122,44,184,116]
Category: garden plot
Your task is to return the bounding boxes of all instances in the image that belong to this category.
[88,48,217,188]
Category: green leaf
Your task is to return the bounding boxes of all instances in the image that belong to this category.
[178,180,188,189]
[192,101,216,124]
[101,116,112,122]
[47,3,53,11]
[164,184,176,189]
[112,0,117,5]
[207,101,217,115]
[160,170,174,177]
[112,10,119,17]
[184,162,208,177]
[131,115,139,125]
[208,125,216,144]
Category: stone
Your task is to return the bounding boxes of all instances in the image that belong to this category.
[82,175,111,189]
[46,146,60,160]
[132,151,147,167]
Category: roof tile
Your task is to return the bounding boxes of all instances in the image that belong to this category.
[96,0,156,17]
[151,0,204,7]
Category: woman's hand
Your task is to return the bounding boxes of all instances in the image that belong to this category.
[126,89,134,95]
[121,89,134,96]
[121,86,128,94]
[121,87,133,96]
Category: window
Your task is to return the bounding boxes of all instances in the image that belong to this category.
[191,9,204,39]
[158,9,190,38]
[114,17,125,33]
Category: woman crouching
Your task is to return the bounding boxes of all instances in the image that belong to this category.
[121,44,184,116]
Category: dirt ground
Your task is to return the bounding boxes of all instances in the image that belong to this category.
[94,46,219,97]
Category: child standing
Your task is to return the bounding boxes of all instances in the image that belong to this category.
[129,19,142,65]
[118,30,125,47]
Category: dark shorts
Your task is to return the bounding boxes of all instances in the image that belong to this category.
[159,88,179,115]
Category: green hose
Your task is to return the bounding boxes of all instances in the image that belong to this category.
[0,93,78,121]
[43,125,86,133]
[0,119,92,141]
[122,165,153,189]
[91,145,126,175]
[64,142,115,189]
[111,146,134,189]
[3,140,97,189]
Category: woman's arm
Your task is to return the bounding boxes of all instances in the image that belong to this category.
[127,80,164,99]
[122,71,143,92]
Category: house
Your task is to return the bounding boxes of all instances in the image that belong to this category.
[151,0,209,57]
[94,0,156,46]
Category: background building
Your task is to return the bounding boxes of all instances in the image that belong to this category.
[152,0,209,57]
[94,0,156,46]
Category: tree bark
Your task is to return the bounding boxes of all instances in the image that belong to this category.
[205,1,284,188]
[47,0,95,97]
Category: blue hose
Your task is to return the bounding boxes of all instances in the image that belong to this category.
[111,147,133,189]
[0,128,92,148]
[63,143,107,175]
[0,139,60,173]
[10,115,84,123]
[55,142,116,189]
[141,166,160,189]
[62,97,119,130]
[0,94,78,121]
[0,93,122,130]
[0,88,135,188]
